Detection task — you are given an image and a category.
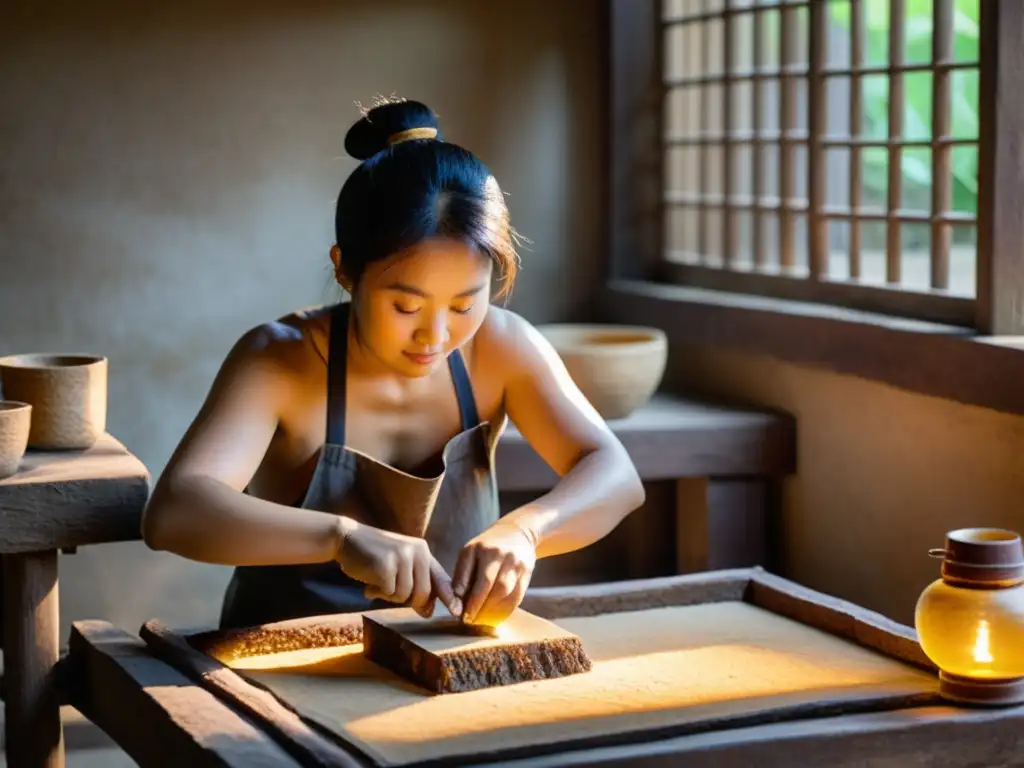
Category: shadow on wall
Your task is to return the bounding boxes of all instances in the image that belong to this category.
[0,0,604,638]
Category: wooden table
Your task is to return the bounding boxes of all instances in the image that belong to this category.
[61,569,1024,767]
[0,434,150,768]
[497,394,795,573]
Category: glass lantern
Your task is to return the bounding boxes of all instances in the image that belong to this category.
[915,528,1024,706]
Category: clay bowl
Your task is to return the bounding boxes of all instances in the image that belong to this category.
[537,324,668,420]
[0,354,108,450]
[0,401,32,480]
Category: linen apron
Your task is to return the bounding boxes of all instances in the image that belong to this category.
[219,302,503,630]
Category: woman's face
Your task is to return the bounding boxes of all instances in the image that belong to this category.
[342,238,493,378]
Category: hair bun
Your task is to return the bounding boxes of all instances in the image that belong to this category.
[344,98,442,161]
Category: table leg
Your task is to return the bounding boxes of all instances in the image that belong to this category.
[3,550,64,768]
[675,478,772,573]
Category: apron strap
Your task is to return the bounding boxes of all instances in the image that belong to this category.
[448,349,481,430]
[326,302,350,445]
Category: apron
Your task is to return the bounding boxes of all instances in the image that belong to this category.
[219,302,503,630]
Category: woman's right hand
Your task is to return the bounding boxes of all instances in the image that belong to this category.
[335,518,460,618]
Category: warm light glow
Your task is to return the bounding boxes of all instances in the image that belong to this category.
[233,602,935,767]
[973,620,994,665]
[227,644,360,671]
[915,579,1024,679]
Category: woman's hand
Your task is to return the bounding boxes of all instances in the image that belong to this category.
[451,520,538,627]
[336,518,457,618]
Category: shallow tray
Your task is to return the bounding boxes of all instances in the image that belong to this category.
[128,567,944,768]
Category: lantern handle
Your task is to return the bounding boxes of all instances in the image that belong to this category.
[928,548,948,559]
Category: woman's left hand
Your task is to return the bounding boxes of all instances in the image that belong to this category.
[452,520,537,627]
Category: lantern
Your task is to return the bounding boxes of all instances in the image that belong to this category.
[915,528,1024,706]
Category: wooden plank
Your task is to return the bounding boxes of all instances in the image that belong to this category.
[519,568,754,619]
[64,620,301,768]
[3,550,63,768]
[0,433,150,553]
[494,705,1024,768]
[138,620,363,768]
[362,608,591,694]
[746,570,935,672]
[496,394,795,491]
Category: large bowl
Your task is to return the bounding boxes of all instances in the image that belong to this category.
[0,354,108,450]
[538,324,668,420]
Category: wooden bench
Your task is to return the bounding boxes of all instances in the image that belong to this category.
[0,434,150,768]
[496,394,796,578]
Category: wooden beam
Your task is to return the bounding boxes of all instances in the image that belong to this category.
[64,621,301,768]
[976,0,1024,335]
[3,550,62,768]
[604,279,1024,418]
[138,621,363,768]
[607,0,662,281]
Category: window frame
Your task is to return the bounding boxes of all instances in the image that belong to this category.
[603,0,1024,416]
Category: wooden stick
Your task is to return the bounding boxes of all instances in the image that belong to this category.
[745,570,935,672]
[66,620,300,767]
[519,568,754,618]
[139,620,364,768]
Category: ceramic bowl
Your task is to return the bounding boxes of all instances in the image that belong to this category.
[537,324,668,420]
[0,354,108,450]
[0,401,32,479]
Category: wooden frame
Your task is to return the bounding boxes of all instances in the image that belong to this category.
[61,567,1024,768]
[606,0,1024,415]
[0,434,150,768]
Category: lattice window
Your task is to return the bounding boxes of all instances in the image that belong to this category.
[661,0,981,324]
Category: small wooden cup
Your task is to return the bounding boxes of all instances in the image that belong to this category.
[0,354,108,450]
[0,401,32,479]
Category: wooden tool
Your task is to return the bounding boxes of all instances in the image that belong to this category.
[362,605,592,694]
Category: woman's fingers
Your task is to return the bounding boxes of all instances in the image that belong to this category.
[470,558,525,626]
[462,553,504,625]
[429,558,461,617]
[451,547,474,605]
[409,554,434,617]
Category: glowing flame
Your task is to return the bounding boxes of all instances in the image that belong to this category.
[973,619,994,664]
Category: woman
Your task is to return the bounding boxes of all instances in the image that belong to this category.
[142,98,645,631]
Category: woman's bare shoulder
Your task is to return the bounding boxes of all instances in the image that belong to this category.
[473,305,544,362]
[229,304,334,373]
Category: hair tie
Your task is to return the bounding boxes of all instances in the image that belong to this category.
[386,127,438,147]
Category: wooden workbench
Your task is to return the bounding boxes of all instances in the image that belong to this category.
[0,395,792,765]
[0,434,150,768]
[61,569,1024,767]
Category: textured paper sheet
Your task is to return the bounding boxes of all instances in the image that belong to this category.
[228,602,937,766]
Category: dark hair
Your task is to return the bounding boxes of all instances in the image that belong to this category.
[335,98,520,299]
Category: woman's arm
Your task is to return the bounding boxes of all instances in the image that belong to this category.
[141,324,347,566]
[143,323,459,617]
[497,313,645,556]
[452,310,645,625]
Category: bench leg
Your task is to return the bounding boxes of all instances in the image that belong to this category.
[675,478,773,574]
[3,550,64,768]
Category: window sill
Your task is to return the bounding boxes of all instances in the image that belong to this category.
[603,279,1024,417]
